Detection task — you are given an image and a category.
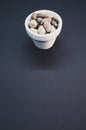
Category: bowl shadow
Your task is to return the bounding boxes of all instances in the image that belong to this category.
[20,37,70,70]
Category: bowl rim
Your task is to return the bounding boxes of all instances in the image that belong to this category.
[24,9,63,38]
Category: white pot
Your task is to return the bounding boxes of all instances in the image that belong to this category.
[24,10,63,50]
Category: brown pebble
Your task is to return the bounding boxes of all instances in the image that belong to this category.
[31,13,37,20]
[37,13,50,18]
[41,18,51,24]
[43,22,51,32]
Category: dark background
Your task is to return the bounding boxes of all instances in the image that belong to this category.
[0,0,86,129]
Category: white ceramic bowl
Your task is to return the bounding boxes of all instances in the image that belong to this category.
[24,10,63,50]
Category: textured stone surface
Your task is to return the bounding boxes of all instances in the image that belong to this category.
[43,22,52,32]
[28,20,38,28]
[38,25,46,34]
[28,12,59,34]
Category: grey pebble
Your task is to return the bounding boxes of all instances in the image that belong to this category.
[52,17,59,23]
[51,20,58,28]
[36,17,43,24]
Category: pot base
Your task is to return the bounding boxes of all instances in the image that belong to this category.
[32,38,56,50]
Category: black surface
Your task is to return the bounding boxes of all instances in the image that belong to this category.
[0,0,86,129]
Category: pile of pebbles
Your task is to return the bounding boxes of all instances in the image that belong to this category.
[28,12,59,35]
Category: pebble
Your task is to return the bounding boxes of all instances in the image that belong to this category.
[38,26,46,34]
[37,13,50,18]
[41,18,51,24]
[28,12,59,35]
[51,20,58,28]
[28,20,38,28]
[36,17,43,24]
[52,17,59,23]
[30,28,38,33]
[43,22,51,32]
[31,13,37,20]
[50,25,56,33]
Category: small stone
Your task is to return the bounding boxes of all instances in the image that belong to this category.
[37,13,50,18]
[41,18,51,24]
[51,20,58,28]
[30,28,38,33]
[28,12,59,35]
[43,22,51,32]
[28,20,38,28]
[52,17,59,23]
[31,13,37,20]
[36,17,42,24]
[38,25,46,34]
[50,25,56,33]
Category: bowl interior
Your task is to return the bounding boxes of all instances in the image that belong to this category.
[25,10,63,41]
